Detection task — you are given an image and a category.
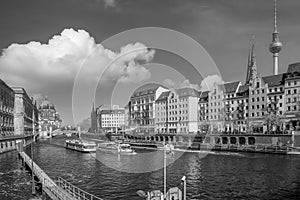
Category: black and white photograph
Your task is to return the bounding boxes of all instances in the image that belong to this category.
[0,0,300,199]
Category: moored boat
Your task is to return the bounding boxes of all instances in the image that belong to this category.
[97,142,137,155]
[65,140,97,152]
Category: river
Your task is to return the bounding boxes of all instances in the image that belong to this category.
[0,136,300,199]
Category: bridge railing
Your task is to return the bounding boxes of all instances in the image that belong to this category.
[57,177,103,200]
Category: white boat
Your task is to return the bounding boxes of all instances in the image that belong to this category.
[65,140,97,152]
[97,142,137,155]
[287,147,300,155]
[66,133,72,137]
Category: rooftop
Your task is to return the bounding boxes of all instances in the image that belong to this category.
[262,74,285,87]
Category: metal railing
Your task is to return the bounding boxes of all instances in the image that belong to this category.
[57,177,102,200]
[20,152,75,200]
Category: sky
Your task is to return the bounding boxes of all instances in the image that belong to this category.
[0,0,300,125]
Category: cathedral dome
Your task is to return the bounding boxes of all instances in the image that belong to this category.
[40,96,55,110]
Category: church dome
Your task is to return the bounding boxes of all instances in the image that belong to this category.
[40,96,55,110]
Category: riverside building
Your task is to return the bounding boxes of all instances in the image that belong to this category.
[128,83,168,134]
[91,104,125,133]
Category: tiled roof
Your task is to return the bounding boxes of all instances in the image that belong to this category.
[156,91,171,102]
[287,62,300,73]
[177,87,199,97]
[262,74,284,87]
[132,83,166,97]
[223,81,240,93]
[237,85,249,93]
[199,91,209,99]
[100,109,125,115]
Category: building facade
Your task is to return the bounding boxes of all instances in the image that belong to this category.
[0,79,15,137]
[91,104,125,133]
[39,96,62,132]
[128,83,168,134]
[155,88,199,134]
[12,87,39,136]
[284,63,300,131]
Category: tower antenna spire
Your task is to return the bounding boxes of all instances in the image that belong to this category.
[274,0,278,33]
[269,0,282,75]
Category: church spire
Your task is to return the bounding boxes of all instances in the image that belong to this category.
[269,0,282,75]
[246,36,257,85]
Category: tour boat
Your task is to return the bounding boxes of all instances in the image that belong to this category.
[65,139,97,152]
[97,142,137,155]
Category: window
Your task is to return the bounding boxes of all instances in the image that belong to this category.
[288,106,291,111]
[288,82,291,86]
[251,113,254,117]
[252,98,255,102]
[279,103,282,107]
[262,89,265,93]
[257,97,259,102]
[257,90,260,94]
[294,81,297,86]
[262,105,265,109]
[252,105,254,109]
[275,88,277,92]
[252,91,254,95]
[256,105,259,109]
[256,82,260,88]
[287,90,291,95]
[262,97,265,101]
[294,89,297,94]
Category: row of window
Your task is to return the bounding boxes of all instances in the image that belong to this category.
[286,89,299,95]
[286,97,299,103]
[286,81,298,87]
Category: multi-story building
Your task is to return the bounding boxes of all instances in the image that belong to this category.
[155,88,199,134]
[208,84,225,132]
[128,83,168,134]
[223,81,242,134]
[100,108,125,133]
[0,79,15,137]
[155,91,170,133]
[198,91,209,133]
[12,87,39,136]
[39,96,62,132]
[91,104,125,133]
[284,62,300,131]
[234,85,249,133]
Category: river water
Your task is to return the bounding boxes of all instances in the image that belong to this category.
[0,136,300,200]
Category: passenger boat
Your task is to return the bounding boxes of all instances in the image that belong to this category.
[97,142,137,155]
[65,140,97,152]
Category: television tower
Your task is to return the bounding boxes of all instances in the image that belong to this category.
[269,0,283,75]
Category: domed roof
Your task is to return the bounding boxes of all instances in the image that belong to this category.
[40,96,55,110]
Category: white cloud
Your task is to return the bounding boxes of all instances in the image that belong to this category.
[163,79,200,90]
[0,28,154,90]
[200,74,224,91]
[103,0,116,8]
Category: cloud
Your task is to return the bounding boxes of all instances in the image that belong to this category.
[200,75,224,91]
[163,79,200,90]
[0,28,154,90]
[103,0,116,8]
